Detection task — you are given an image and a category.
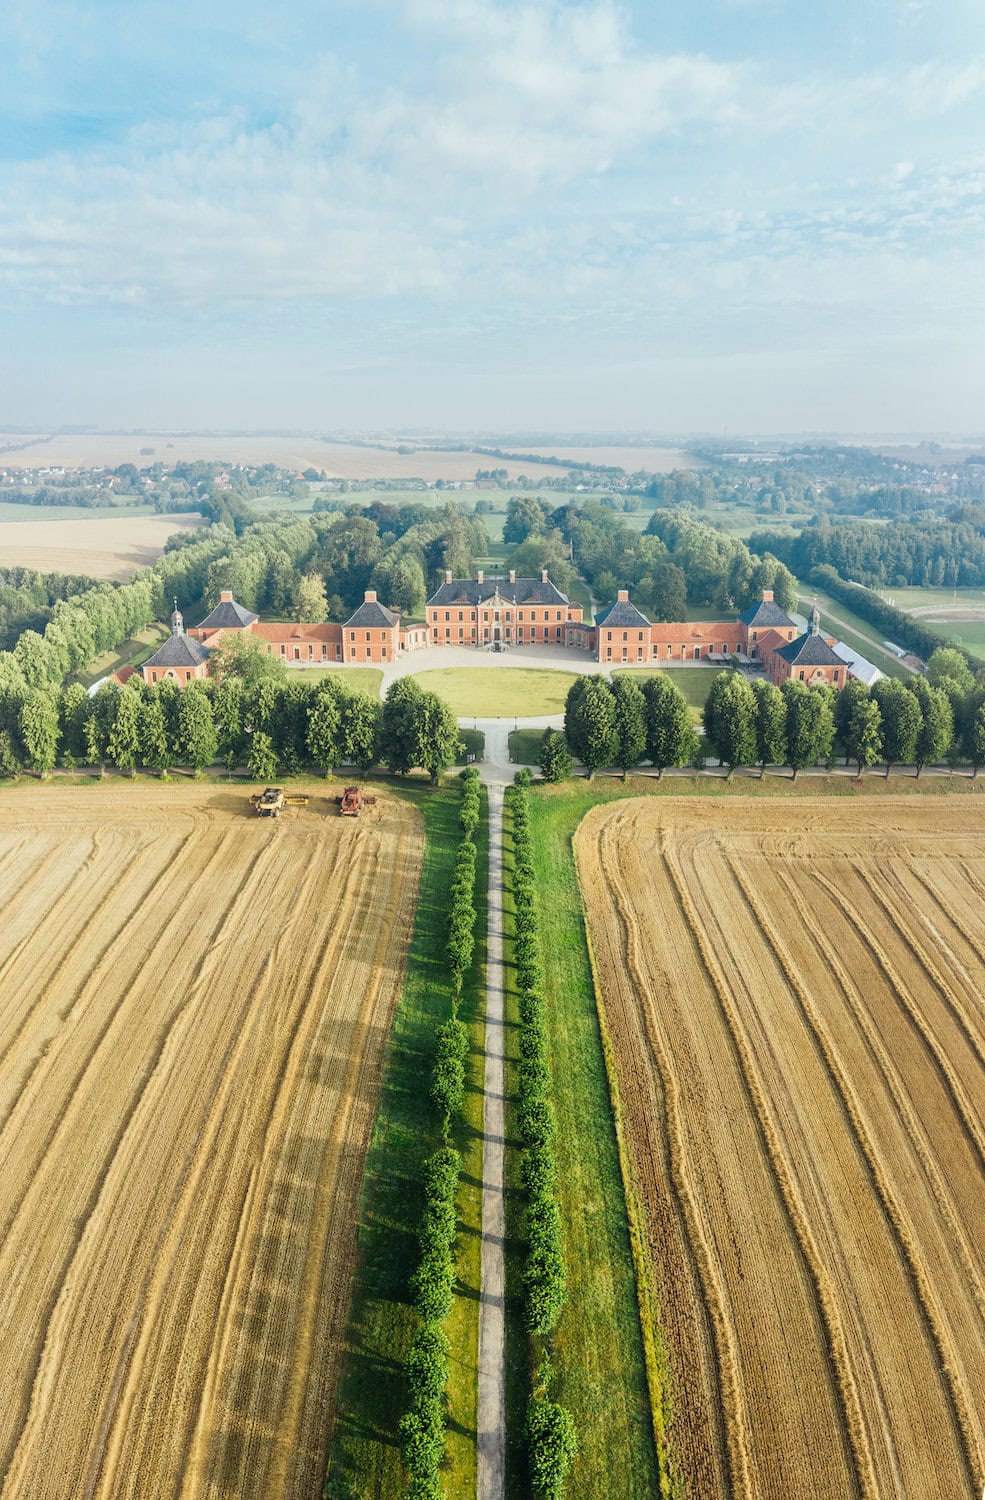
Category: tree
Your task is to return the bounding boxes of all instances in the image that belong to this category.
[704,672,757,777]
[926,647,974,696]
[639,558,687,622]
[108,683,142,776]
[292,571,328,623]
[873,678,922,776]
[610,674,646,779]
[782,681,834,779]
[212,677,245,763]
[19,690,59,777]
[59,681,89,761]
[306,678,345,775]
[247,730,279,781]
[564,677,617,779]
[381,678,424,775]
[207,631,284,686]
[848,696,883,778]
[341,692,382,772]
[177,684,218,774]
[503,496,548,546]
[911,681,953,776]
[834,677,869,764]
[642,674,696,777]
[87,682,119,776]
[968,700,985,777]
[526,1398,577,1499]
[538,728,572,783]
[751,678,787,777]
[417,690,460,785]
[138,691,171,775]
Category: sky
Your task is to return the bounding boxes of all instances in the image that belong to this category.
[1,0,984,435]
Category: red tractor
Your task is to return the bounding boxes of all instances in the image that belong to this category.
[336,786,378,816]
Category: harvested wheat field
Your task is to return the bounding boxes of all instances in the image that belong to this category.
[576,796,985,1500]
[0,514,203,579]
[0,783,422,1500]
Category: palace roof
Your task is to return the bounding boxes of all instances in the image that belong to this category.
[737,597,796,629]
[344,598,400,629]
[144,633,210,669]
[595,597,651,629]
[427,576,569,608]
[196,596,258,630]
[774,631,845,667]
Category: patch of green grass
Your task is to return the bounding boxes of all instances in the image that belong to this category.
[509,786,662,1498]
[284,665,383,696]
[407,667,580,718]
[72,623,169,687]
[877,585,985,614]
[327,779,488,1500]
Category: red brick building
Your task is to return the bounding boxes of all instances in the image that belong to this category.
[425,570,585,648]
[142,604,211,685]
[765,606,851,689]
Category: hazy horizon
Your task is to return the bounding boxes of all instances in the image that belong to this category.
[2,1,984,433]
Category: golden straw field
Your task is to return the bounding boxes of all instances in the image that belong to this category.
[0,784,421,1500]
[576,796,985,1500]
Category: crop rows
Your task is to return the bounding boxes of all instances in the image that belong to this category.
[575,795,985,1500]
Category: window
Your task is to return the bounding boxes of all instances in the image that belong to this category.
[623,631,628,641]
[444,611,450,621]
[556,610,562,621]
[382,646,387,658]
[799,670,805,680]
[432,627,438,640]
[606,647,612,660]
[458,611,463,621]
[833,670,840,682]
[518,610,524,621]
[638,632,644,641]
[349,631,355,641]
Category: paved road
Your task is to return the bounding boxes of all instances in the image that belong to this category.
[476,781,507,1500]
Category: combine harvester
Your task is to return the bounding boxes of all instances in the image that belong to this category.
[336,786,378,816]
[249,787,311,818]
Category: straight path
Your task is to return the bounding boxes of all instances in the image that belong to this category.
[797,590,917,674]
[476,780,506,1500]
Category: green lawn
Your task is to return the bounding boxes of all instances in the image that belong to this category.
[73,623,169,688]
[284,664,383,696]
[408,667,580,718]
[515,786,663,1497]
[878,586,985,661]
[327,780,488,1500]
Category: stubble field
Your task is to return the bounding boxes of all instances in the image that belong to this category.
[576,796,985,1500]
[0,514,203,579]
[0,784,422,1500]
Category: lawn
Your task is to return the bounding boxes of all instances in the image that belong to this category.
[407,666,580,718]
[326,779,488,1500]
[73,623,169,688]
[284,664,383,696]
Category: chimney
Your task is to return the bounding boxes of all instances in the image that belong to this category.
[509,568,516,584]
[477,569,484,584]
[445,569,452,584]
[220,589,234,602]
[365,589,377,602]
[617,589,629,602]
[541,568,549,583]
[762,588,774,603]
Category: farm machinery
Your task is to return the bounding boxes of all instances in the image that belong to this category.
[336,786,377,816]
[249,787,310,818]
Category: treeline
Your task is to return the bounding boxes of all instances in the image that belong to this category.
[0,566,108,650]
[400,769,480,1496]
[0,665,462,783]
[0,529,227,695]
[543,653,985,781]
[557,675,698,781]
[751,510,985,589]
[507,777,577,1497]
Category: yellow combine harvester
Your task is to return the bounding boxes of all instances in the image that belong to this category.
[248,787,310,818]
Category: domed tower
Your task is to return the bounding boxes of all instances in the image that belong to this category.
[170,598,184,636]
[810,600,821,637]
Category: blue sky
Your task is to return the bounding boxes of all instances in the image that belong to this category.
[1,0,984,433]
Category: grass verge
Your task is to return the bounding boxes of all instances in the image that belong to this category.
[326,778,488,1500]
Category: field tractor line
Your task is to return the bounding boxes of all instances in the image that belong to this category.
[0,836,102,1027]
[726,856,983,1492]
[918,859,985,976]
[775,866,985,1332]
[814,869,985,1178]
[884,863,985,1056]
[595,817,734,1498]
[252,827,416,1497]
[0,830,279,1484]
[0,827,234,1239]
[0,833,185,1095]
[661,840,878,1500]
[862,864,985,1077]
[82,832,323,1500]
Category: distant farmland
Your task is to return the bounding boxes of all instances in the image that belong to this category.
[577,796,985,1499]
[0,514,202,579]
[0,785,421,1500]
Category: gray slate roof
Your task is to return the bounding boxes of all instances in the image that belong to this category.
[595,597,651,629]
[144,633,211,669]
[196,597,258,630]
[737,597,796,629]
[427,576,569,608]
[775,631,844,667]
[344,598,400,628]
